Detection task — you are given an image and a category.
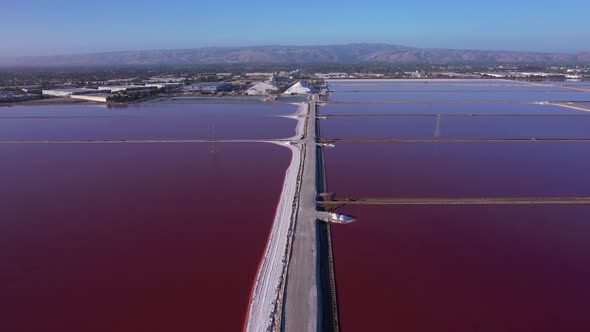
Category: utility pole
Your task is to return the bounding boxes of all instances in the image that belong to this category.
[210,124,217,154]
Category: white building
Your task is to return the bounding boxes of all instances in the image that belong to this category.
[148,76,186,83]
[107,78,138,83]
[97,85,153,93]
[183,82,233,94]
[284,81,315,95]
[42,88,99,97]
[245,72,274,77]
[314,73,352,79]
[70,94,110,103]
[145,83,184,90]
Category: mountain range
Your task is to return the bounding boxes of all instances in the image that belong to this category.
[1,44,589,67]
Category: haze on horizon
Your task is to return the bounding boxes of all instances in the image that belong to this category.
[2,0,590,57]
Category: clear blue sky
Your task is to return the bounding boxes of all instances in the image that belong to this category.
[2,0,589,56]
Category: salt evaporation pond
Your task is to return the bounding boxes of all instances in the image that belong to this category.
[0,103,298,116]
[325,142,590,198]
[328,79,590,89]
[322,116,590,139]
[329,83,575,93]
[164,96,265,103]
[328,90,590,102]
[332,205,590,332]
[328,80,521,86]
[0,104,298,141]
[320,102,586,115]
[326,81,590,331]
[0,102,297,331]
[327,80,590,102]
[559,81,590,87]
[0,143,290,332]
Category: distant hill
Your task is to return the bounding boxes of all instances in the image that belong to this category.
[1,44,589,67]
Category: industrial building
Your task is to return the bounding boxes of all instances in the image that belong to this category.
[69,94,110,103]
[148,76,186,83]
[21,86,42,94]
[0,92,40,103]
[183,82,234,94]
[42,88,100,97]
[145,83,184,90]
[314,73,353,79]
[97,85,155,93]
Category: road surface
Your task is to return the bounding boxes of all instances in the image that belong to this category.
[282,97,321,331]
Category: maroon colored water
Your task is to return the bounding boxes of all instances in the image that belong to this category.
[0,104,298,141]
[326,83,590,331]
[0,116,295,140]
[0,142,290,331]
[332,205,590,332]
[325,142,590,197]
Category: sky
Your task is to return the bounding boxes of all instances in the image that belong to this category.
[2,0,589,56]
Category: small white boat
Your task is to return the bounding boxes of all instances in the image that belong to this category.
[328,213,356,224]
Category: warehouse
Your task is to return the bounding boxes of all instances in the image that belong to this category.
[42,88,99,97]
[97,85,154,93]
[183,82,233,94]
[69,94,110,103]
[0,92,40,103]
[145,83,184,90]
